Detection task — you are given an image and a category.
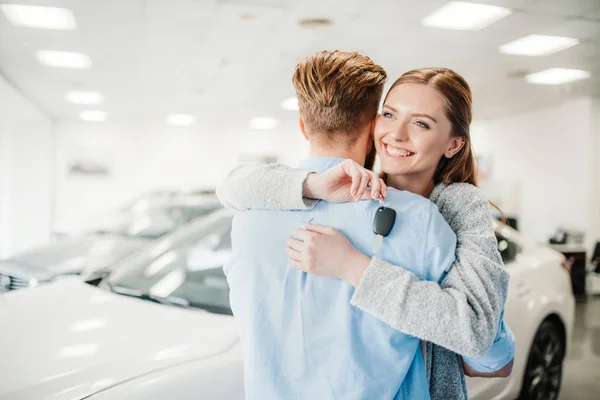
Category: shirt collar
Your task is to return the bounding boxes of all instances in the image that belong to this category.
[298,157,348,173]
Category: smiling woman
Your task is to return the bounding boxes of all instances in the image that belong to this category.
[377,68,476,199]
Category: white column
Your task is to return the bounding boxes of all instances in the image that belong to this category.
[0,74,54,256]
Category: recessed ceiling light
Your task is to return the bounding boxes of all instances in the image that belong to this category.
[499,35,579,56]
[250,117,278,130]
[0,4,76,30]
[421,1,511,31]
[36,50,91,69]
[65,91,104,105]
[79,110,108,122]
[298,18,333,28]
[280,97,299,111]
[525,68,591,85]
[167,114,196,126]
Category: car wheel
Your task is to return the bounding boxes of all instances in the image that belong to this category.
[518,319,564,400]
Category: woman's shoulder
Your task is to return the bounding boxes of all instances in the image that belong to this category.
[431,182,487,206]
[431,182,495,233]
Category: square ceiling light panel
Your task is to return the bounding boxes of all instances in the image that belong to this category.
[422,1,512,31]
[167,114,197,126]
[80,110,108,122]
[499,35,579,56]
[36,50,92,68]
[525,68,591,85]
[280,97,299,111]
[249,117,278,130]
[0,4,76,30]
[65,91,104,105]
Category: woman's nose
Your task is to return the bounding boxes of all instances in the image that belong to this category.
[390,122,409,142]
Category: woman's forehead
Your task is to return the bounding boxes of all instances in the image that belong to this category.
[385,83,446,116]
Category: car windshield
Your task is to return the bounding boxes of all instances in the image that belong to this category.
[90,204,219,239]
[105,211,233,315]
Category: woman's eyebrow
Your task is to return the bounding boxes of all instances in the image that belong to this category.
[413,113,437,123]
[383,104,438,123]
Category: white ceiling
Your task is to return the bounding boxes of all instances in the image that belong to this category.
[0,0,599,127]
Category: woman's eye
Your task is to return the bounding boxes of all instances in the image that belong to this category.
[383,112,393,119]
[415,120,430,129]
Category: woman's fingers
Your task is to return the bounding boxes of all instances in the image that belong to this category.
[369,172,382,200]
[356,170,385,201]
[286,237,306,251]
[354,171,370,201]
[347,162,363,198]
[380,178,387,199]
[290,227,314,241]
[342,160,385,202]
[285,246,302,262]
[304,223,336,235]
[288,257,308,272]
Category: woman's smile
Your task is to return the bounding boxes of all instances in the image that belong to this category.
[383,143,415,158]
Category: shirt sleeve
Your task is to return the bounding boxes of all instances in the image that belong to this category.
[216,162,318,211]
[463,310,515,372]
[351,184,510,358]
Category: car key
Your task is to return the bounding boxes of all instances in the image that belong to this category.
[373,205,396,253]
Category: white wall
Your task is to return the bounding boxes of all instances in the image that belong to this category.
[0,74,54,257]
[54,121,309,224]
[588,98,600,251]
[472,97,592,245]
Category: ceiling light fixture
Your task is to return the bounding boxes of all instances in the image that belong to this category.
[250,117,278,130]
[421,1,511,31]
[499,35,579,56]
[525,68,591,85]
[167,114,197,126]
[65,91,104,105]
[297,17,333,28]
[0,4,76,30]
[36,50,92,69]
[80,110,108,122]
[280,97,299,111]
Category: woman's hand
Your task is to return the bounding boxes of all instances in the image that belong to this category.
[302,159,387,203]
[286,223,371,287]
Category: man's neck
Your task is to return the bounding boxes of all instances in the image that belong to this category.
[308,144,366,166]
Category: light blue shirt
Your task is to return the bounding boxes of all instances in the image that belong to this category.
[225,157,457,400]
[464,310,515,372]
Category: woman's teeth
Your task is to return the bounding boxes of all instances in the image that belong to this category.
[386,145,413,157]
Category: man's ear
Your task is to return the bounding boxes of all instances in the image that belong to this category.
[445,136,466,158]
[299,117,309,140]
[370,115,379,138]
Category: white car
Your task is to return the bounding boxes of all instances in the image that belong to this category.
[468,223,575,400]
[0,210,574,400]
[0,196,222,293]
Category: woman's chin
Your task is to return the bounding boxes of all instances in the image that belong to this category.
[381,163,413,177]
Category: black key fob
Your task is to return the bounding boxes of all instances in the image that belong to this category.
[373,206,396,237]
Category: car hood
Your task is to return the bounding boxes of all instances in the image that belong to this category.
[2,235,150,280]
[0,278,239,400]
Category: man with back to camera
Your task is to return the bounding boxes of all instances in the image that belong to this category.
[221,50,457,399]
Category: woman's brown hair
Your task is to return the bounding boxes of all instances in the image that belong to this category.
[385,67,477,186]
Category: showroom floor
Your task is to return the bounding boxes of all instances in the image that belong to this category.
[559,296,600,400]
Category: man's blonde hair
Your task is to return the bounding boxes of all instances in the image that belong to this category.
[292,50,387,143]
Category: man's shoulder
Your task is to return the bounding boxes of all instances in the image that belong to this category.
[384,188,435,224]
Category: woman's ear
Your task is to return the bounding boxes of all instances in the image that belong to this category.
[299,117,309,140]
[445,137,466,158]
